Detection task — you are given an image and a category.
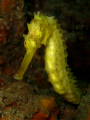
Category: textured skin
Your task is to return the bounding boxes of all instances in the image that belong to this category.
[14,12,80,104]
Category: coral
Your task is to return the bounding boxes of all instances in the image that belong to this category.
[87,109,90,120]
[0,81,59,120]
[0,0,25,46]
[14,12,80,104]
[1,0,16,13]
[0,20,9,45]
[30,97,59,120]
[0,0,25,80]
[76,86,90,120]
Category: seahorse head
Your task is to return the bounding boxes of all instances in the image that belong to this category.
[23,13,46,52]
[23,12,51,52]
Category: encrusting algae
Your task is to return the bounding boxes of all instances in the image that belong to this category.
[14,12,81,104]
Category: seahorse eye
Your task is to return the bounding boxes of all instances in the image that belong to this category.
[24,41,26,45]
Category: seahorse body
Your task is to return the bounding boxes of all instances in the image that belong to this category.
[14,12,80,104]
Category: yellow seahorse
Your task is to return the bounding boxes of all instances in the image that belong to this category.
[14,12,80,104]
